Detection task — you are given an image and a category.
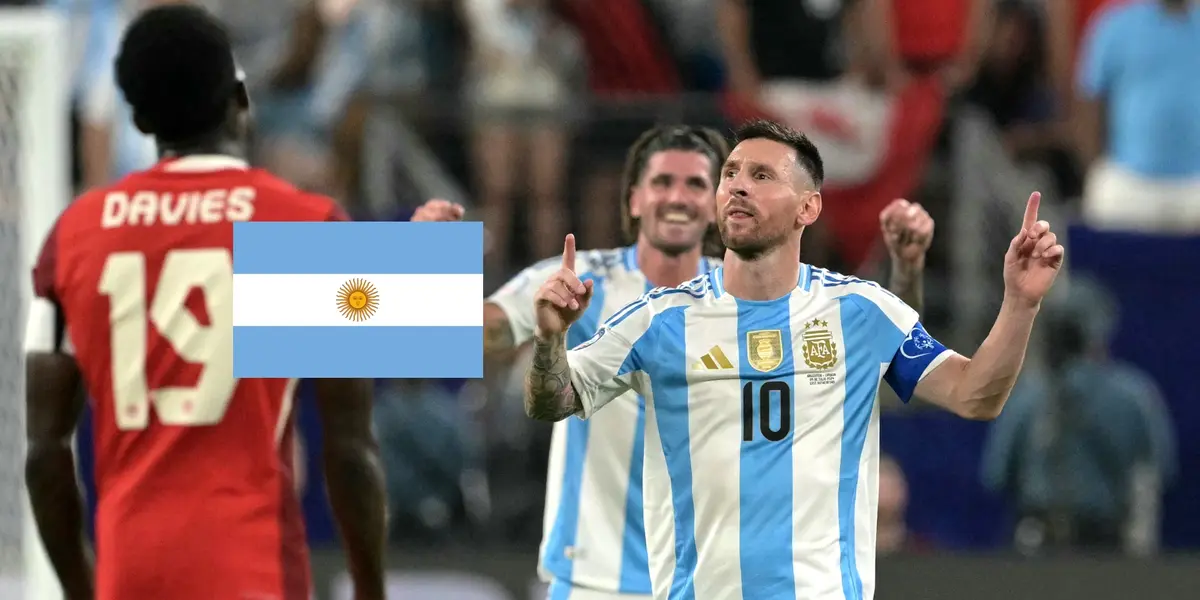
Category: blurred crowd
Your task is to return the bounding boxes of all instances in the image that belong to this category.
[49,0,1198,557]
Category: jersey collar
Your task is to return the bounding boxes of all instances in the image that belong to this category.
[158,155,249,173]
[709,263,808,300]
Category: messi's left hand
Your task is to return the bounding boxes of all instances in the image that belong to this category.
[1003,192,1064,308]
[411,199,465,222]
[880,198,933,271]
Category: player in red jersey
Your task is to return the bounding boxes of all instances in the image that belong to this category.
[24,5,385,600]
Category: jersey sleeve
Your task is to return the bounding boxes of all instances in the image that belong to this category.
[325,198,351,222]
[840,282,954,404]
[486,257,563,347]
[25,222,72,355]
[883,321,953,403]
[567,294,656,419]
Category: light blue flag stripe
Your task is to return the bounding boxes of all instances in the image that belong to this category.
[232,326,482,378]
[232,222,484,275]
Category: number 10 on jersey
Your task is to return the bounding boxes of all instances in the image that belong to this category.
[742,381,792,442]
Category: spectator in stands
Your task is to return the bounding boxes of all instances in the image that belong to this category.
[60,0,156,188]
[716,0,849,99]
[374,379,474,544]
[555,0,681,254]
[1075,0,1200,233]
[877,454,935,554]
[645,0,724,91]
[858,0,991,89]
[192,0,403,203]
[463,0,581,278]
[981,277,1177,555]
[963,1,1081,198]
[877,454,910,554]
[965,2,1057,161]
[1046,0,1126,123]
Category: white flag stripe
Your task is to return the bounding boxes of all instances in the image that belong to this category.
[232,273,483,327]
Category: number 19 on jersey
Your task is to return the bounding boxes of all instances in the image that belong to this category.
[98,248,237,430]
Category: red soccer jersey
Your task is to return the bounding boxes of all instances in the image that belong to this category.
[28,155,344,600]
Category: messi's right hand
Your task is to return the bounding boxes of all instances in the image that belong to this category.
[533,234,594,340]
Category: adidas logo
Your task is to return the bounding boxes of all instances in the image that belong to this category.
[693,346,734,370]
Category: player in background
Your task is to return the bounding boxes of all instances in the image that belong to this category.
[525,119,1062,600]
[479,125,935,600]
[24,6,384,600]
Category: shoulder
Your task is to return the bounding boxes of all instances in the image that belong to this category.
[248,170,345,222]
[576,247,633,278]
[808,266,917,331]
[585,273,712,349]
[1088,2,1144,40]
[523,247,632,280]
[31,185,115,299]
[614,272,714,323]
[1103,361,1162,397]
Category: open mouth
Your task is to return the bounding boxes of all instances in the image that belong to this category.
[660,209,695,224]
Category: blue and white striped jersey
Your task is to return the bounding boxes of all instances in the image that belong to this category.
[568,265,954,600]
[489,246,719,595]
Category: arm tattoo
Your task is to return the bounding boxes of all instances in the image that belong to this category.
[483,316,515,354]
[525,334,582,421]
[888,267,925,317]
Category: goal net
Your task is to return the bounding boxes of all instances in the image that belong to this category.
[0,8,71,600]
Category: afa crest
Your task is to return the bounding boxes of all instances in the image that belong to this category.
[801,319,838,371]
[746,330,783,372]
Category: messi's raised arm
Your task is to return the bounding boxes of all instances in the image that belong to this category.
[913,193,1063,420]
[528,270,658,422]
[526,235,594,421]
[527,310,648,423]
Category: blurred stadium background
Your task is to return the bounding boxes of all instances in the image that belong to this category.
[2,0,1199,598]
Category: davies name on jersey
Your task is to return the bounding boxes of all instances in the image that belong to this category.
[101,186,257,228]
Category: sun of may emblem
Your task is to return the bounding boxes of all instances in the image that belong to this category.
[337,278,380,322]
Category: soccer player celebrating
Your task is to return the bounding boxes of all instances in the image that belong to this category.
[24,6,385,600]
[485,125,936,600]
[525,119,1062,600]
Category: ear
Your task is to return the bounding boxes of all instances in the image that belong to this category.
[797,191,822,228]
[629,187,644,218]
[231,80,252,139]
[233,80,250,112]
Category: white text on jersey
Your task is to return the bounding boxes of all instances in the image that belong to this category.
[101,187,256,228]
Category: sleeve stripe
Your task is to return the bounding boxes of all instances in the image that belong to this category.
[919,349,956,381]
[24,297,72,355]
[603,278,711,330]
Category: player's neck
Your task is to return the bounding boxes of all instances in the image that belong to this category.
[157,134,241,161]
[636,240,704,288]
[722,241,801,301]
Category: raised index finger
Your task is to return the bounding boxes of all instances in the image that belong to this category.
[563,234,576,270]
[1022,192,1041,232]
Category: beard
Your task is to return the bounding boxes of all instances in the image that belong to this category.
[646,235,695,257]
[641,214,706,257]
[718,217,789,260]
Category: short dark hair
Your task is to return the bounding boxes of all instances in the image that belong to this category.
[620,125,730,257]
[733,119,825,189]
[116,4,238,143]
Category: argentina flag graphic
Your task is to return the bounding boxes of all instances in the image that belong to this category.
[231,221,483,378]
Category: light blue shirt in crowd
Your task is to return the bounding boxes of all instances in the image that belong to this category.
[1077,1,1200,178]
